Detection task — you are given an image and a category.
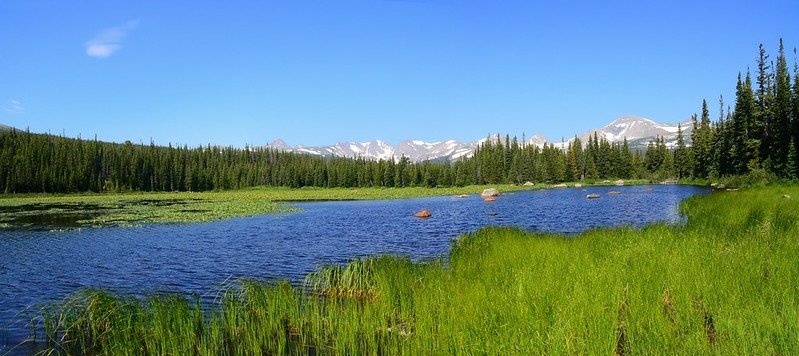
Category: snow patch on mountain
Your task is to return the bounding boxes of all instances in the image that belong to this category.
[265,116,696,162]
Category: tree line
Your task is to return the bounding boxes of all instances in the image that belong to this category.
[686,39,799,180]
[1,40,796,194]
[0,127,676,193]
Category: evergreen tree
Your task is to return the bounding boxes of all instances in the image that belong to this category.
[755,43,773,165]
[619,138,633,179]
[793,48,799,178]
[566,137,583,181]
[586,153,599,180]
[730,73,757,174]
[674,124,691,179]
[691,101,713,179]
[772,39,793,177]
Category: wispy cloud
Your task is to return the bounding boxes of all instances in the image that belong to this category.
[85,20,139,59]
[3,99,25,114]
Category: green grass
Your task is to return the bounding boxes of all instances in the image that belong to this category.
[34,185,799,354]
[0,182,648,228]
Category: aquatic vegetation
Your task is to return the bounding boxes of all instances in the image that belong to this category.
[1,183,631,228]
[32,185,799,354]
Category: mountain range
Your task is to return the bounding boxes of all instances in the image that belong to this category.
[0,117,694,162]
[267,116,695,162]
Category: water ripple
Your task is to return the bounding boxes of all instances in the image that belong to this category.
[0,184,707,347]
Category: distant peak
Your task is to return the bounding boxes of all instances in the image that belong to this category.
[609,116,655,125]
[268,139,291,149]
[526,133,549,147]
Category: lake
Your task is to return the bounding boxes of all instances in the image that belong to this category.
[0,184,707,350]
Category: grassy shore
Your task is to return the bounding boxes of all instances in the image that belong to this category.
[35,185,798,354]
[0,180,649,228]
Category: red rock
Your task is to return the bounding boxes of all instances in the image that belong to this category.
[414,209,432,218]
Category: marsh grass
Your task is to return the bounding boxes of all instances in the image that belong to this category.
[34,185,799,354]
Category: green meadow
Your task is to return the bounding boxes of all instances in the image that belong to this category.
[35,185,798,354]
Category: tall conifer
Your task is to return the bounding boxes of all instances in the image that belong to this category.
[772,39,793,177]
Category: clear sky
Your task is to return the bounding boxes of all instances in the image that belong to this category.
[1,1,797,147]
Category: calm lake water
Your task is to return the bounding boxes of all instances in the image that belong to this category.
[0,184,707,350]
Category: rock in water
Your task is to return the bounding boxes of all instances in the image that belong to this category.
[480,188,500,198]
[414,209,431,218]
[586,193,601,199]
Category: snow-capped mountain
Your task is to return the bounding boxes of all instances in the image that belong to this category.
[527,134,549,147]
[271,139,479,162]
[571,116,694,149]
[266,116,695,162]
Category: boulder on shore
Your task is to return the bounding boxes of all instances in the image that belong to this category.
[523,181,535,186]
[574,183,583,188]
[553,183,568,188]
[414,209,432,218]
[480,188,500,198]
[614,179,624,186]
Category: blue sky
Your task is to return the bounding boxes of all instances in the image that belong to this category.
[1,1,797,147]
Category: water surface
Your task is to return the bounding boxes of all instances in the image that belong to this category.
[0,184,707,350]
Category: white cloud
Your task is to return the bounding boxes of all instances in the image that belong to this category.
[3,99,25,114]
[85,20,139,59]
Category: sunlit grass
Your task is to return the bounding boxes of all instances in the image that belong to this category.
[34,185,799,354]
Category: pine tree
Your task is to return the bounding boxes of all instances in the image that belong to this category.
[772,39,793,177]
[731,73,757,174]
[566,137,583,181]
[674,124,691,179]
[793,47,799,178]
[585,154,598,180]
[691,100,713,179]
[755,43,773,165]
[619,138,633,179]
